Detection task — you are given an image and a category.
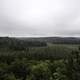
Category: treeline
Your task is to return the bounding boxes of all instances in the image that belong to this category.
[0,37,47,50]
[20,37,80,44]
[52,37,80,44]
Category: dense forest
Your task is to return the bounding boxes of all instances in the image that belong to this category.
[0,37,47,50]
[19,37,80,44]
[0,37,80,80]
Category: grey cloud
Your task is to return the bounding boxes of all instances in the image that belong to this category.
[0,0,80,37]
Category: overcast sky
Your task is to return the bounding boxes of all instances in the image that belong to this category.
[0,0,80,37]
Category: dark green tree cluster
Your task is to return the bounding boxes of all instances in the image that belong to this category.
[0,58,67,80]
[0,37,47,50]
[65,47,80,80]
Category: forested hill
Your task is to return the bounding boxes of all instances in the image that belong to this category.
[0,37,80,46]
[0,37,47,50]
[19,37,80,44]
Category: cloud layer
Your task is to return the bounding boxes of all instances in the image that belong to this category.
[0,0,80,37]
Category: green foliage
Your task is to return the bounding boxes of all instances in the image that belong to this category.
[0,58,68,80]
[65,48,80,80]
[0,37,80,80]
[3,73,17,80]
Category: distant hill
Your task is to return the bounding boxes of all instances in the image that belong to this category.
[0,37,80,45]
[0,37,47,49]
[18,37,80,44]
